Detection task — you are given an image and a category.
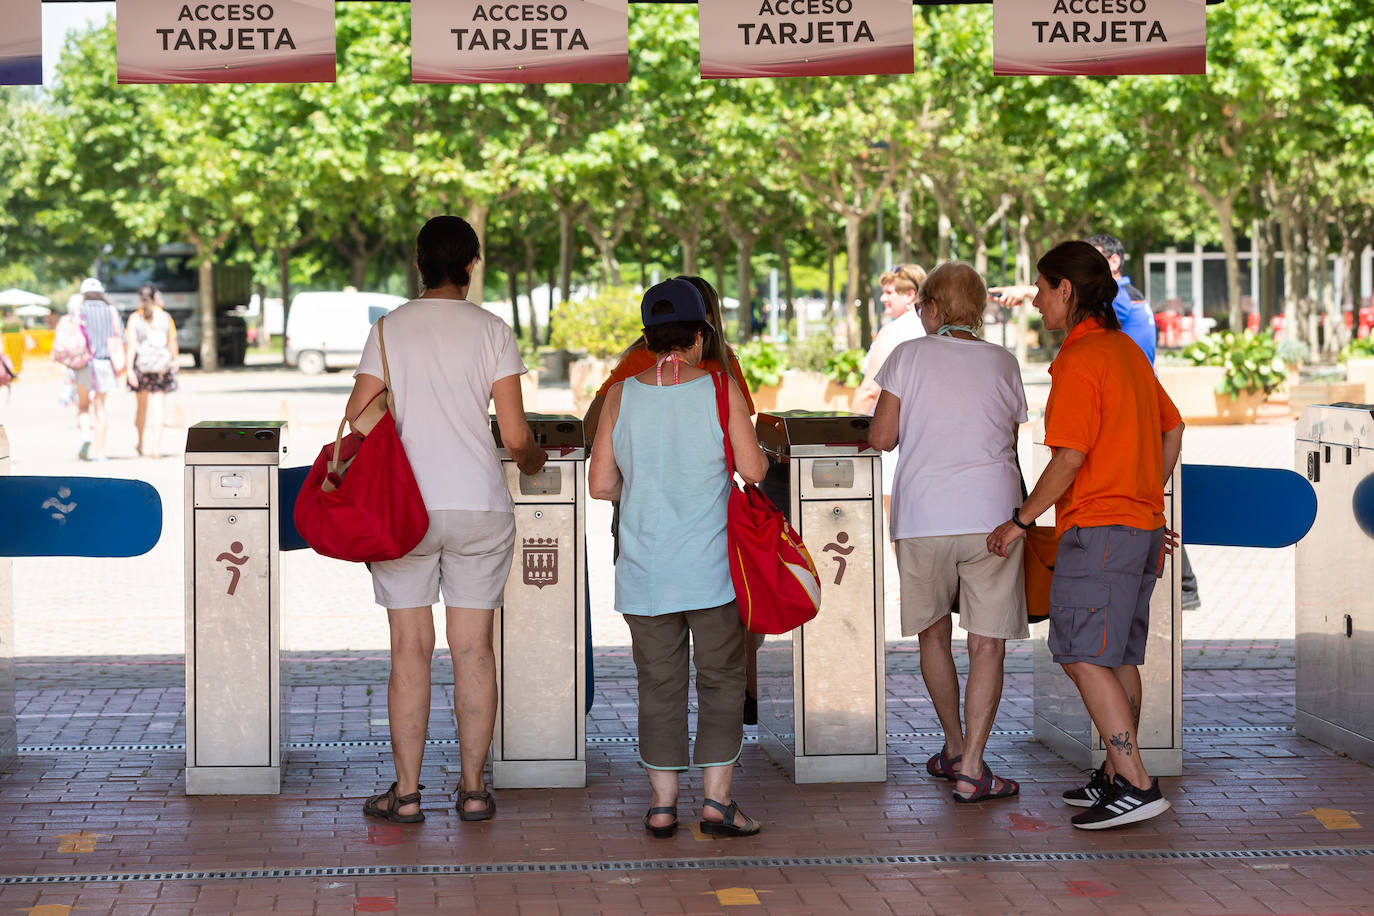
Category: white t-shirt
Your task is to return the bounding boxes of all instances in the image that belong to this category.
[862,308,926,376]
[355,298,527,512]
[873,335,1028,539]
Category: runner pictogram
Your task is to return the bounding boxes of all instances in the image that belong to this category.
[216,541,249,595]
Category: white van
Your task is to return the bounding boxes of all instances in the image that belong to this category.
[284,290,407,375]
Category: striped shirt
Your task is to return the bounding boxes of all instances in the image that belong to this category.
[79,300,123,360]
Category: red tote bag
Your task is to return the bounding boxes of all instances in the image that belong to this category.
[293,317,429,563]
[711,372,821,635]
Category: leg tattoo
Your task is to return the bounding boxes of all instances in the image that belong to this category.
[1108,731,1134,756]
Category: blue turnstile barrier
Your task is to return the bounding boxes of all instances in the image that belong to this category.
[0,477,162,556]
[1180,464,1317,548]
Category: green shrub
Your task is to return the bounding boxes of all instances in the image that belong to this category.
[548,288,644,359]
[1181,331,1287,400]
[824,349,866,388]
[1276,338,1308,366]
[1339,337,1374,363]
[786,332,838,374]
[737,340,787,390]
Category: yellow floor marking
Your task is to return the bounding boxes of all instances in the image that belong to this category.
[706,888,768,906]
[24,905,78,915]
[687,822,714,842]
[1302,808,1362,830]
[56,831,110,853]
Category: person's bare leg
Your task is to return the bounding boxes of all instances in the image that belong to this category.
[76,385,92,457]
[917,615,964,760]
[146,391,165,458]
[384,607,436,817]
[134,390,148,455]
[646,767,679,829]
[91,393,108,459]
[955,633,1007,786]
[1101,664,1142,780]
[447,606,497,813]
[1063,662,1150,788]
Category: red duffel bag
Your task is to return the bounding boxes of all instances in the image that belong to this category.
[293,317,429,563]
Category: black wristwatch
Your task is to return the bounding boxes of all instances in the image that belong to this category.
[1010,508,1033,530]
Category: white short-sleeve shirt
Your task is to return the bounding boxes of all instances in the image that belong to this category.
[874,335,1028,539]
[355,298,527,512]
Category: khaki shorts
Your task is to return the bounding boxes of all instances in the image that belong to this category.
[369,509,515,610]
[895,533,1028,640]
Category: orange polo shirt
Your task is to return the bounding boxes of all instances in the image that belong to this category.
[593,346,756,415]
[1044,318,1182,535]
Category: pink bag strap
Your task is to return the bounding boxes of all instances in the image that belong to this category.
[711,371,736,480]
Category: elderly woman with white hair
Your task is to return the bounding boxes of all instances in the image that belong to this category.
[867,261,1029,803]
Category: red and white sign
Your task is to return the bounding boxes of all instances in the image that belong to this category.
[0,0,42,85]
[412,0,628,84]
[117,0,336,84]
[994,0,1205,76]
[699,0,913,80]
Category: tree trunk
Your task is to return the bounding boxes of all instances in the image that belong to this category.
[778,237,795,330]
[858,221,874,349]
[735,237,754,345]
[825,239,837,325]
[712,245,727,314]
[523,235,541,345]
[506,266,522,339]
[1216,195,1243,334]
[936,207,952,262]
[277,247,292,366]
[466,203,489,306]
[196,248,218,372]
[1016,206,1032,366]
[844,216,863,349]
[1255,215,1277,327]
[896,185,914,266]
[350,255,367,290]
[558,205,575,303]
[1278,207,1302,344]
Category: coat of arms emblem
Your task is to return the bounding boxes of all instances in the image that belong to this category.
[522,537,558,589]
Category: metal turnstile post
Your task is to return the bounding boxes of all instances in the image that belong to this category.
[490,415,586,788]
[1295,404,1374,765]
[1030,421,1183,776]
[184,421,288,794]
[0,426,12,769]
[754,412,886,783]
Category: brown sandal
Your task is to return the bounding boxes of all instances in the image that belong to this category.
[363,782,426,823]
[457,788,496,822]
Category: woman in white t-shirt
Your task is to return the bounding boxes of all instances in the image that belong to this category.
[867,261,1029,805]
[346,216,546,825]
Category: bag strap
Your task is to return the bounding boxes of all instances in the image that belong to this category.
[711,370,736,480]
[346,318,394,437]
[377,315,396,414]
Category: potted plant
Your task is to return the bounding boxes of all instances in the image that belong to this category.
[1160,331,1287,424]
[549,287,644,415]
[821,348,866,411]
[1340,337,1374,403]
[737,340,787,412]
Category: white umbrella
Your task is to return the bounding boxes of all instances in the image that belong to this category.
[14,304,51,318]
[0,288,51,307]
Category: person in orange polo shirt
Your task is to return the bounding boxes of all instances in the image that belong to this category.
[987,241,1184,831]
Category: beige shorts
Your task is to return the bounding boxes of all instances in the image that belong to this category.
[369,509,515,610]
[895,533,1029,640]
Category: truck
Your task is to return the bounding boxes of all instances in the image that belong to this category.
[97,244,251,368]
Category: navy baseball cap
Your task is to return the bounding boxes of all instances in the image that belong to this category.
[641,278,711,328]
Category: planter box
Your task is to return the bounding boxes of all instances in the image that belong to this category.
[1346,358,1374,403]
[568,356,613,417]
[1157,365,1264,425]
[1288,380,1368,419]
[751,370,857,414]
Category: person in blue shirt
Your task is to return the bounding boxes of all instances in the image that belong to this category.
[1087,234,1156,365]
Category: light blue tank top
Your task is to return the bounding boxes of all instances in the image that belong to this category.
[612,374,734,615]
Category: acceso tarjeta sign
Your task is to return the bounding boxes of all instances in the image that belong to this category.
[993,0,1206,75]
[699,0,914,80]
[0,0,42,85]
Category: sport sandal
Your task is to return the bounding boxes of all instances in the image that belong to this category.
[457,788,496,822]
[952,767,1019,803]
[700,798,762,837]
[363,782,426,824]
[926,747,963,781]
[643,805,679,839]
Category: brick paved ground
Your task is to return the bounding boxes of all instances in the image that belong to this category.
[1,356,1366,914]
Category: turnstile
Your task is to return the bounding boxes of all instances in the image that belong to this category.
[0,426,12,770]
[1031,421,1183,776]
[490,414,586,788]
[1295,404,1374,765]
[755,411,886,783]
[184,421,288,794]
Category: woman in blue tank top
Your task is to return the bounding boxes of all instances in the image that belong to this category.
[589,278,769,840]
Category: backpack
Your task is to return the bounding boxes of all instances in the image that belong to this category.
[51,313,93,369]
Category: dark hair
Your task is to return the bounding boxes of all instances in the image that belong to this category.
[675,275,728,367]
[1037,241,1121,330]
[1086,233,1126,267]
[643,299,709,354]
[416,215,481,290]
[137,284,157,302]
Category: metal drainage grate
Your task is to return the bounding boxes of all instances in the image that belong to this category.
[2,847,1371,886]
[17,724,1294,755]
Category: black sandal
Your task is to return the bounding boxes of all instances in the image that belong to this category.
[926,747,963,781]
[700,798,762,837]
[643,805,679,839]
[363,782,425,824]
[952,767,1020,803]
[457,788,496,822]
